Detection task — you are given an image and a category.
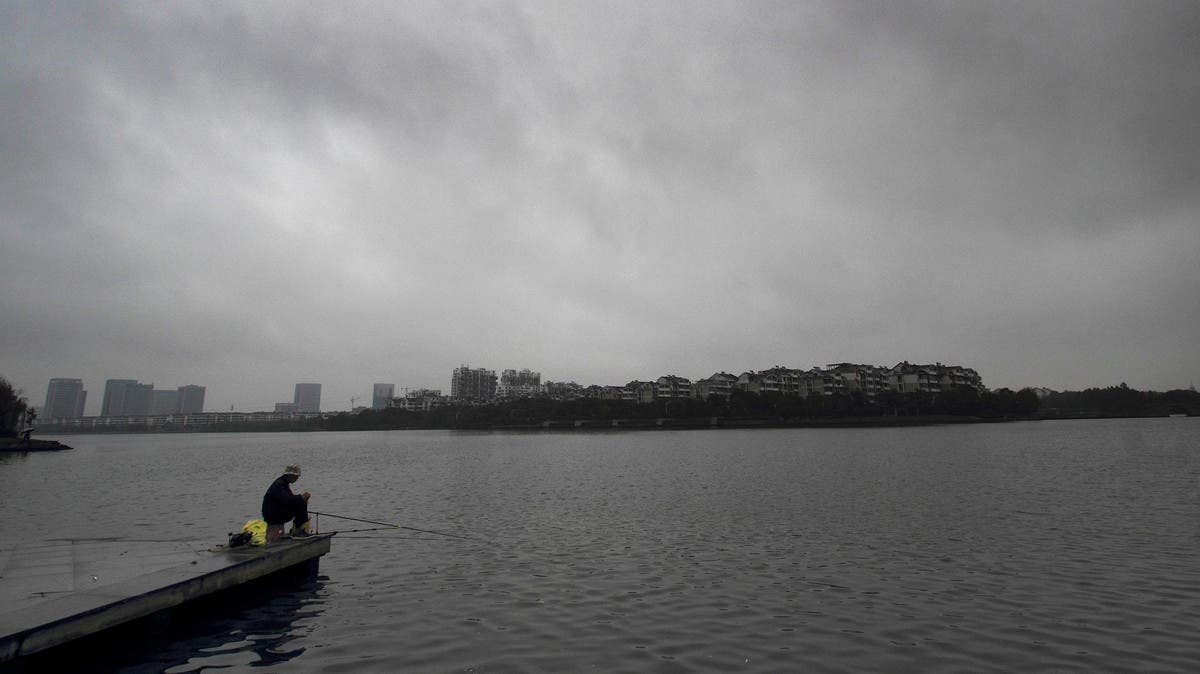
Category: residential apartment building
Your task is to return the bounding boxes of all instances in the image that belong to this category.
[99,380,204,417]
[451,366,497,401]
[395,389,446,411]
[294,383,322,413]
[728,362,986,400]
[764,367,805,395]
[546,381,586,399]
[43,378,87,420]
[177,385,206,414]
[622,381,657,404]
[101,379,153,417]
[692,372,738,400]
[498,369,542,398]
[886,362,983,394]
[101,379,135,416]
[825,363,889,398]
[656,375,692,399]
[151,390,179,415]
[736,369,799,395]
[797,368,832,397]
[582,384,623,400]
[372,383,395,410]
[932,364,984,391]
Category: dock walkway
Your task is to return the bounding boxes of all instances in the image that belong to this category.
[0,534,332,664]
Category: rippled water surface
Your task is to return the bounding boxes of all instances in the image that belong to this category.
[2,419,1199,672]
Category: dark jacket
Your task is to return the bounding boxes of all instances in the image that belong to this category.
[262,475,306,525]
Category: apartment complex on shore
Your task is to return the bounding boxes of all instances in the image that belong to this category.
[39,378,204,421]
[450,365,499,401]
[406,361,986,409]
[39,361,984,429]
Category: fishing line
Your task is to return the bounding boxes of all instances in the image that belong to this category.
[311,511,491,543]
[317,516,592,581]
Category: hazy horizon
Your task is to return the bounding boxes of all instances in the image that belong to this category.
[4,1,1198,414]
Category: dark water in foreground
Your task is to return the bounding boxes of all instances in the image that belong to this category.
[2,419,1198,672]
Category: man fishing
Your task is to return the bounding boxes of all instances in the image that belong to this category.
[262,464,312,539]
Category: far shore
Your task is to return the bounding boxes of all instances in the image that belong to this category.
[30,411,1196,437]
[37,414,1034,436]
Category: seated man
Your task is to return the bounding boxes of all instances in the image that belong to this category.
[262,464,312,539]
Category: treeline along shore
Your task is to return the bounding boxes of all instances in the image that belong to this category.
[32,384,1200,435]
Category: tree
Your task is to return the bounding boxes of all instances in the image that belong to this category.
[941,386,983,416]
[1013,388,1040,417]
[876,390,903,416]
[1,376,30,437]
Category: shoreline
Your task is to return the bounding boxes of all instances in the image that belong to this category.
[0,437,73,451]
[35,415,1040,435]
[33,413,1195,436]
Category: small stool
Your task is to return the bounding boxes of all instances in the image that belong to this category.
[266,523,286,543]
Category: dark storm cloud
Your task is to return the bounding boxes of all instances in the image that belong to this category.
[2,1,1198,412]
[824,0,1200,234]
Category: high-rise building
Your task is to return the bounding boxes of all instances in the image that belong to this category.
[43,378,86,420]
[294,383,322,413]
[498,369,541,398]
[99,379,203,416]
[101,379,152,416]
[126,382,153,415]
[372,383,395,409]
[450,365,497,401]
[151,390,179,415]
[177,385,206,414]
[101,379,135,416]
[131,384,152,415]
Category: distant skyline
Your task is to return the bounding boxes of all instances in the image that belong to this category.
[4,1,1198,415]
[16,355,1187,417]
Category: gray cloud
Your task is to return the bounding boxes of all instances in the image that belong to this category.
[3,1,1198,413]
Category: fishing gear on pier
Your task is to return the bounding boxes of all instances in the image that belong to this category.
[311,511,489,543]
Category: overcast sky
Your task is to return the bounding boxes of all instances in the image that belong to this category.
[3,1,1198,413]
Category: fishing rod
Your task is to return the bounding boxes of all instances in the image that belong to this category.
[336,535,447,541]
[311,511,486,542]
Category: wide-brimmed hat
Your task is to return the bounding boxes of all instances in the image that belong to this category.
[284,465,302,477]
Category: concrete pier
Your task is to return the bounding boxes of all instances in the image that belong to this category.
[0,534,333,664]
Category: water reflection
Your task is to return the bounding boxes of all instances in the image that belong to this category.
[0,450,32,465]
[112,576,329,673]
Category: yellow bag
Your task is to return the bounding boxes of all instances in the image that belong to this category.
[241,519,268,546]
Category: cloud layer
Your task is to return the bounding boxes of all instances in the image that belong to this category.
[3,1,1198,412]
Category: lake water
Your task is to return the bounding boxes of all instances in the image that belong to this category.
[2,418,1198,672]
